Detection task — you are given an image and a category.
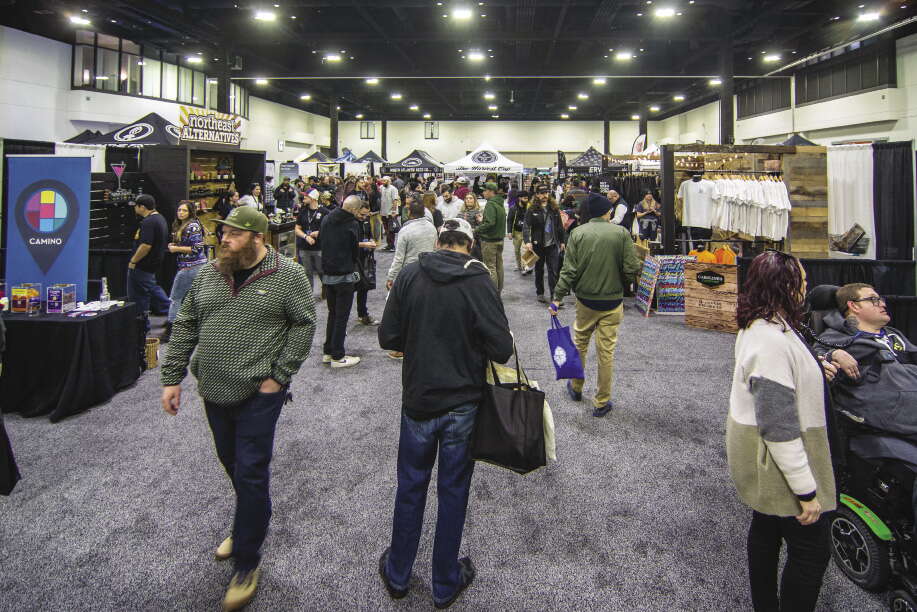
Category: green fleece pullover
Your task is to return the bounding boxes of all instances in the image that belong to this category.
[553,218,642,302]
[161,246,316,405]
[476,194,507,243]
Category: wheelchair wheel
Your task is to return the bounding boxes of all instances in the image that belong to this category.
[889,589,917,612]
[831,505,891,591]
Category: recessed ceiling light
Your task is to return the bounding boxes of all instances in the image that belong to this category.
[491,115,499,118]
[81,8,88,12]
[137,61,146,66]
[95,76,109,81]
[365,78,379,85]
[654,7,676,17]
[255,78,268,85]
[484,74,491,81]
[649,105,660,112]
[254,10,276,21]
[186,56,203,64]
[467,51,485,61]
[709,78,722,86]
[488,104,498,110]
[636,13,643,16]
[355,114,364,119]
[208,78,218,84]
[300,94,311,100]
[390,92,402,99]
[673,94,685,101]
[324,53,342,62]
[577,92,589,99]
[568,105,578,110]
[763,54,781,62]
[560,114,570,119]
[69,15,91,25]
[631,114,641,120]
[336,106,341,110]
[291,15,296,19]
[615,51,633,61]
[409,104,419,110]
[483,92,495,100]
[452,6,473,19]
[858,11,881,21]
[273,3,279,6]
[593,77,607,85]
[423,113,431,119]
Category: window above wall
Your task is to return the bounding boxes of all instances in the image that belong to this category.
[794,40,896,106]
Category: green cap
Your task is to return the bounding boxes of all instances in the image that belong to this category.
[483,181,499,192]
[216,206,269,234]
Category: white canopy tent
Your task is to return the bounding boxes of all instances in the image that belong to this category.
[444,144,525,177]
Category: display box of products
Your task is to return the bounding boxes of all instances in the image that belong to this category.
[46,284,77,314]
[11,283,42,314]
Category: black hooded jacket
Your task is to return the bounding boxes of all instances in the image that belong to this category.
[379,249,514,419]
[319,207,360,276]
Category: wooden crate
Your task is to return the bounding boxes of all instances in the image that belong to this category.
[684,262,738,333]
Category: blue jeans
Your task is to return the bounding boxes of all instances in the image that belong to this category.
[127,268,170,316]
[386,402,477,604]
[167,264,204,322]
[205,388,286,572]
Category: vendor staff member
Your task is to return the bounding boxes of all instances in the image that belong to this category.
[128,194,171,331]
[295,189,328,298]
[239,183,263,210]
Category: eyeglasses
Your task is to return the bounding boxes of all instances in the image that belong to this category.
[851,296,886,307]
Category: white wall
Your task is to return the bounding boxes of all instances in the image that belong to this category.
[735,33,917,145]
[648,101,720,145]
[0,25,329,157]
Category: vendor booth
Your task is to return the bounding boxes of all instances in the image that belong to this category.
[382,149,444,176]
[444,144,524,177]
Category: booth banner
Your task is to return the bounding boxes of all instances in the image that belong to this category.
[178,107,242,147]
[317,162,341,177]
[279,162,299,181]
[5,156,90,301]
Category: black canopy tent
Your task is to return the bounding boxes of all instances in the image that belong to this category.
[382,149,443,173]
[779,133,819,146]
[64,129,103,144]
[303,151,330,162]
[567,146,606,172]
[356,150,387,163]
[81,113,181,146]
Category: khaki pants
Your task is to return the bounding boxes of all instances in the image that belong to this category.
[480,240,504,293]
[369,212,383,244]
[512,230,524,270]
[571,301,623,408]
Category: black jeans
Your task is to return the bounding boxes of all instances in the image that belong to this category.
[747,510,831,612]
[324,282,355,360]
[204,388,286,572]
[357,288,370,318]
[534,243,560,297]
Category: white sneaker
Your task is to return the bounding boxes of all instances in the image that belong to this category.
[330,355,361,368]
[322,354,332,364]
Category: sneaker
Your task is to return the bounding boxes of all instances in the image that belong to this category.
[222,566,261,611]
[537,295,547,304]
[566,380,582,402]
[387,351,404,360]
[434,557,475,609]
[322,354,333,364]
[358,316,380,326]
[593,401,613,418]
[330,355,361,368]
[378,548,408,600]
[215,536,233,561]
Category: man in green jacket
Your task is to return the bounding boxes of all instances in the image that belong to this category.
[476,181,507,294]
[160,206,316,611]
[550,194,642,417]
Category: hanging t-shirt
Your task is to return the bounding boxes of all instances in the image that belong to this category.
[714,245,737,265]
[678,179,718,228]
[688,249,718,263]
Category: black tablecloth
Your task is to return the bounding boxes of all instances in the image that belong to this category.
[0,304,143,422]
[738,258,916,296]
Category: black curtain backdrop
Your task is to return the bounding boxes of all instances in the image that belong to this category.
[738,257,916,296]
[873,141,915,260]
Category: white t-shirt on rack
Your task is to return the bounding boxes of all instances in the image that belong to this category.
[677,178,718,229]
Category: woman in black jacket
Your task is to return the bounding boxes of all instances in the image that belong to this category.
[523,188,565,303]
[506,191,529,273]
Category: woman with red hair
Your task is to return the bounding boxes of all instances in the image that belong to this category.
[727,251,838,612]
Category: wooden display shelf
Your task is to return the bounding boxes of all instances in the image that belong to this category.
[684,262,739,333]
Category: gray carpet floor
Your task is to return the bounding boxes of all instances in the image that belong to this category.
[0,246,885,611]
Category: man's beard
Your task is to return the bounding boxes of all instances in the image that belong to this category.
[218,236,258,275]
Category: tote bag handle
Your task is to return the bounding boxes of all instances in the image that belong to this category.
[489,341,531,389]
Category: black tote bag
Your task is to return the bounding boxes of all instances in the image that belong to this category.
[470,347,546,475]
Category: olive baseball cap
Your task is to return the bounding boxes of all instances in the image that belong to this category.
[483,181,499,192]
[215,206,269,234]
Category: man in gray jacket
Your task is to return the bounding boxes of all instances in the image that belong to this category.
[385,199,438,360]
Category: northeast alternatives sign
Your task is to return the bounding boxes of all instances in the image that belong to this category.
[6,157,90,301]
[179,107,242,147]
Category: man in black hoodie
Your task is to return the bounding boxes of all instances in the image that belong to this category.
[377,217,513,609]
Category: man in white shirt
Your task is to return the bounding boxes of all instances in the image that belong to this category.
[436,187,463,220]
[379,176,401,252]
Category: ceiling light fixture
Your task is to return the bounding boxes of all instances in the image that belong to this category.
[577,92,589,99]
[390,92,402,100]
[560,114,570,119]
[568,105,578,110]
[324,53,342,62]
[488,104,498,110]
[483,92,495,100]
[615,51,633,61]
[255,78,269,85]
[673,94,685,101]
[593,77,607,85]
[365,78,379,85]
[631,114,641,120]
[654,7,676,17]
[355,114,364,119]
[409,104,419,110]
[763,54,781,62]
[709,78,722,86]
[452,6,473,19]
[423,113,431,119]
[484,74,492,81]
[208,78,218,84]
[254,10,276,21]
[467,51,485,61]
[491,115,499,118]
[69,15,91,25]
[186,56,203,64]
[858,11,881,21]
[300,94,311,100]
[649,105,660,112]
[95,76,109,81]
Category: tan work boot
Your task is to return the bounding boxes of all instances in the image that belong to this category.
[215,536,233,561]
[222,566,261,611]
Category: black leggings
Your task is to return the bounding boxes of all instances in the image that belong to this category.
[747,510,831,612]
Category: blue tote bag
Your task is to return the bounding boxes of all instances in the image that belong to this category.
[547,315,584,380]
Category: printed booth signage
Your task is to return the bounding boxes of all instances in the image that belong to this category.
[179,107,242,147]
[5,157,90,301]
[696,270,726,288]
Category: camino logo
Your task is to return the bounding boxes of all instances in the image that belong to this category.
[15,180,79,273]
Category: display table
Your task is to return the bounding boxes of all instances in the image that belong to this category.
[0,304,143,422]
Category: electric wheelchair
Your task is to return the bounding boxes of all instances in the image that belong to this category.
[806,285,917,611]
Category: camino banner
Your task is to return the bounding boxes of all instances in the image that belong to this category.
[5,156,90,301]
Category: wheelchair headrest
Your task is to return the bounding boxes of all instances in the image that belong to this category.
[806,285,840,312]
